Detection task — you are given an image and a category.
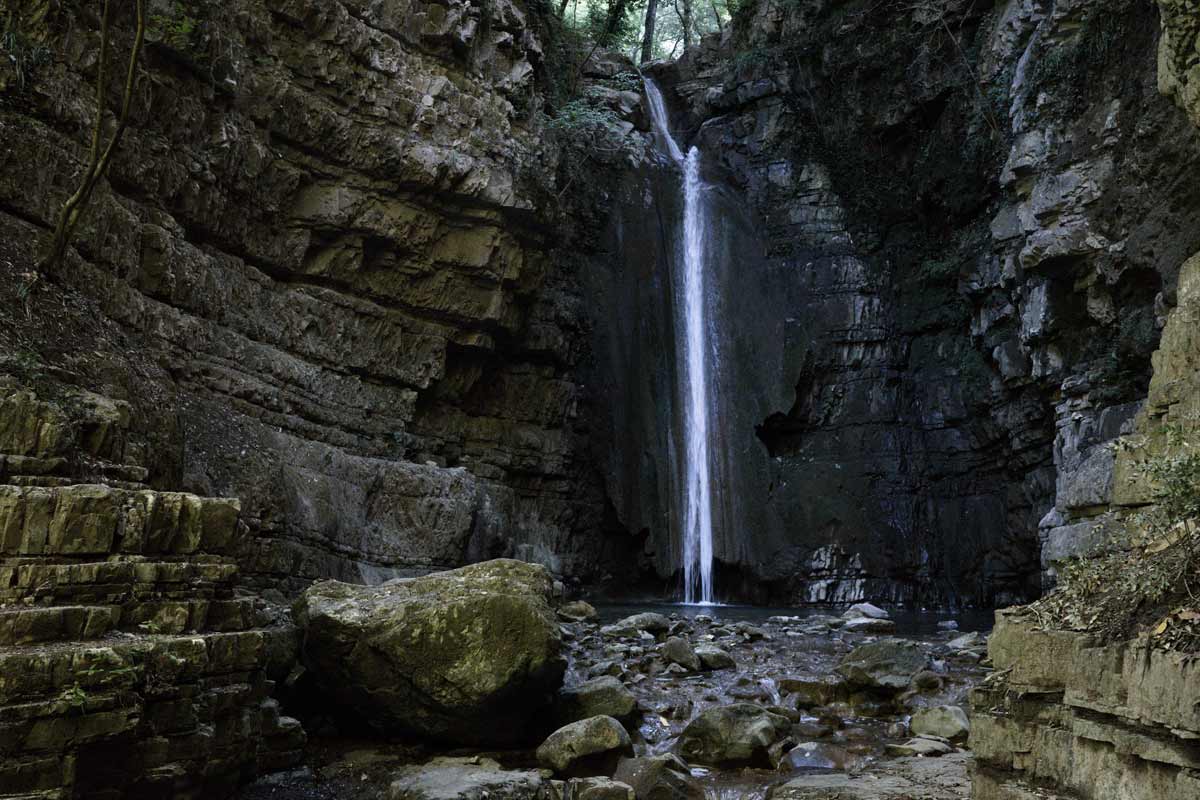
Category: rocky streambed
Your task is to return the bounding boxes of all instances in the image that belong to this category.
[240,560,990,799]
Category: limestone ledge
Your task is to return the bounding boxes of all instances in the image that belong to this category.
[968,611,1200,800]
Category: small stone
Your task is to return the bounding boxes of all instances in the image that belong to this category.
[843,603,890,620]
[559,601,599,622]
[677,704,791,766]
[602,613,670,638]
[694,643,735,671]
[660,637,701,672]
[842,616,896,633]
[884,736,953,757]
[910,706,970,742]
[837,640,929,692]
[558,676,638,724]
[537,716,634,777]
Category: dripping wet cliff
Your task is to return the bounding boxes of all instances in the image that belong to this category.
[587,0,1200,606]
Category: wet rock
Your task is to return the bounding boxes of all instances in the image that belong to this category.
[792,718,835,739]
[589,661,624,679]
[677,703,791,766]
[736,623,769,641]
[660,637,702,671]
[779,675,848,708]
[843,603,890,620]
[694,643,735,670]
[603,613,670,638]
[910,706,969,742]
[568,777,636,800]
[769,752,971,799]
[537,715,634,777]
[885,736,954,757]
[937,620,959,630]
[559,601,599,622]
[910,670,944,691]
[946,632,984,651]
[842,616,897,633]
[558,676,638,725]
[294,559,564,745]
[612,754,704,800]
[836,640,929,692]
[389,758,549,800]
[780,741,848,771]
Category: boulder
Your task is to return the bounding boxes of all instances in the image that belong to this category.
[843,603,890,620]
[779,675,848,707]
[558,676,638,725]
[612,754,703,800]
[836,640,928,692]
[694,643,735,671]
[389,758,549,800]
[677,703,791,766]
[910,706,970,741]
[537,716,634,777]
[559,600,599,622]
[660,637,701,671]
[294,559,565,745]
[842,616,896,633]
[602,613,670,638]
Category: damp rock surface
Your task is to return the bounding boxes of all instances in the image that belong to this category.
[293,559,565,745]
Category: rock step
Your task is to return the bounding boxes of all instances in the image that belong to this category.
[0,596,258,645]
[0,605,119,645]
[118,597,259,635]
[0,484,241,558]
[0,558,240,604]
[0,676,304,799]
[0,627,297,706]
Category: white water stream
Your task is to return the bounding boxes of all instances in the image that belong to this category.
[644,78,716,605]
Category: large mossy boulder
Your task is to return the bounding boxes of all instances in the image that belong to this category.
[294,559,566,745]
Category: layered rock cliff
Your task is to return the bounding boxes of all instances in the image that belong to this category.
[0,0,639,598]
[587,0,1200,604]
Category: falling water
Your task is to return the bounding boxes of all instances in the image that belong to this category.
[644,78,716,605]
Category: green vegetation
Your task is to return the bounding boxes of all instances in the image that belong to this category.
[557,0,732,65]
[0,27,51,91]
[148,1,201,53]
[57,657,142,713]
[1037,420,1200,651]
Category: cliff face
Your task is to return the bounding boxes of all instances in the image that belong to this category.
[0,0,638,594]
[4,0,1199,610]
[587,0,1200,605]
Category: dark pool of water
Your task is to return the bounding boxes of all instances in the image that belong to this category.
[594,602,996,636]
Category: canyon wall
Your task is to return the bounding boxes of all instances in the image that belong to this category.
[0,0,638,597]
[588,0,1200,605]
[4,0,1200,611]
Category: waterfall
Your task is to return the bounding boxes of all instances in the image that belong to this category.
[644,78,716,605]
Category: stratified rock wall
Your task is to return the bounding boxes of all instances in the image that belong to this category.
[0,0,630,593]
[587,0,1200,604]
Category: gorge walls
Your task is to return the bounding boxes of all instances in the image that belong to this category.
[4,0,1200,610]
[0,0,640,596]
[586,0,1200,605]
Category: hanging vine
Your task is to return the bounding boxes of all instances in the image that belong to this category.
[40,0,146,272]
